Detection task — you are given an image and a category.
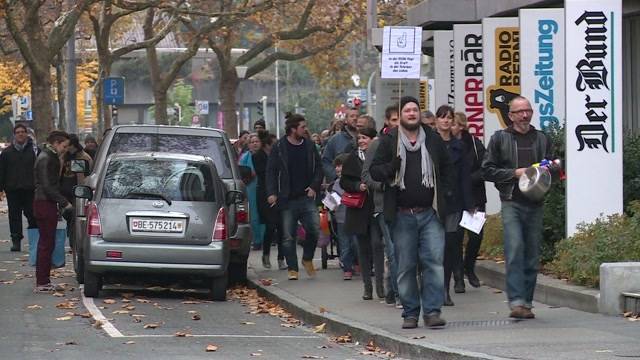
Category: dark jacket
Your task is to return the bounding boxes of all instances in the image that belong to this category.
[460,131,487,207]
[34,145,69,207]
[266,136,323,207]
[253,149,278,224]
[369,125,455,222]
[442,136,473,215]
[340,149,374,235]
[321,130,356,181]
[0,139,37,192]
[482,126,552,201]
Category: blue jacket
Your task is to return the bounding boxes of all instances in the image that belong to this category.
[321,130,356,181]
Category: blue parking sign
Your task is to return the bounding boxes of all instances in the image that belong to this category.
[103,77,125,105]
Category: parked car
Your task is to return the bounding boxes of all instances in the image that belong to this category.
[72,126,252,288]
[74,152,244,300]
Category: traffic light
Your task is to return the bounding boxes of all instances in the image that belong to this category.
[111,105,118,123]
[257,100,264,117]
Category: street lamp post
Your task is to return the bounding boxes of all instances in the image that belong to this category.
[235,65,248,136]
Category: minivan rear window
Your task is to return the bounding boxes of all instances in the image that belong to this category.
[102,159,216,202]
[107,133,232,179]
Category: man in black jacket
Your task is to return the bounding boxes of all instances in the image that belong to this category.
[482,96,552,319]
[266,113,323,280]
[0,124,38,251]
[370,96,455,329]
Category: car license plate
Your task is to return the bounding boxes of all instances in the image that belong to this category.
[130,218,185,234]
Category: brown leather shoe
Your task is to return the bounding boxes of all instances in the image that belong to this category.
[402,317,418,329]
[509,306,529,319]
[523,308,536,319]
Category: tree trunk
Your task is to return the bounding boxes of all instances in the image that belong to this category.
[30,70,54,140]
[154,90,169,125]
[55,61,66,131]
[219,67,239,138]
[95,61,112,138]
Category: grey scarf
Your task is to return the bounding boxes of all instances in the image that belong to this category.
[13,140,26,152]
[395,126,435,190]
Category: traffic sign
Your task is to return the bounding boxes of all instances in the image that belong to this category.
[25,110,33,121]
[103,77,125,105]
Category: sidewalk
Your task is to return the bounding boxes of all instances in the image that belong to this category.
[248,248,640,360]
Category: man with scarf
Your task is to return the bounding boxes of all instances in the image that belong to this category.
[370,96,455,329]
[0,124,38,252]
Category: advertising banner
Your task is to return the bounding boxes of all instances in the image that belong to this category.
[428,78,436,113]
[519,9,565,132]
[566,0,623,235]
[434,30,455,109]
[482,17,520,141]
[454,24,484,139]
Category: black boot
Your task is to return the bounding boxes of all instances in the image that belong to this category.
[10,236,21,252]
[375,279,385,299]
[444,290,454,306]
[362,283,373,300]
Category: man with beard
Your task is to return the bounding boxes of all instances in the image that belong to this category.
[370,96,455,329]
[0,124,38,252]
[322,107,359,181]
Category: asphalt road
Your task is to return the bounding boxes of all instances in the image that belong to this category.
[0,210,399,360]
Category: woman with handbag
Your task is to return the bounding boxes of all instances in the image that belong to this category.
[240,133,265,250]
[340,127,385,300]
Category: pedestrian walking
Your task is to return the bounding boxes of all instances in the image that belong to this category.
[361,104,401,307]
[482,96,552,319]
[421,110,436,128]
[451,112,487,289]
[83,135,98,160]
[434,106,473,306]
[60,134,93,248]
[266,113,323,280]
[253,131,286,270]
[328,153,356,280]
[322,107,358,181]
[234,130,250,161]
[370,96,455,329]
[0,124,38,252]
[240,133,265,250]
[341,127,385,300]
[33,130,72,292]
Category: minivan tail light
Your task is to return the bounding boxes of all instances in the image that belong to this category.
[236,203,249,224]
[212,208,227,242]
[87,202,102,236]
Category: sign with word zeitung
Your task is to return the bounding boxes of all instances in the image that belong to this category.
[482,17,520,139]
[381,26,422,79]
[519,9,565,132]
[434,31,455,108]
[566,0,623,236]
[454,24,484,140]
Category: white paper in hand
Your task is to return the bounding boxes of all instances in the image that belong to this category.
[322,192,341,211]
[459,211,486,234]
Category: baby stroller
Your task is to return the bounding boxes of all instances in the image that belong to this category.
[320,209,340,269]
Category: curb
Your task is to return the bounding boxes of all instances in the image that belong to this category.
[247,268,508,360]
[475,260,600,313]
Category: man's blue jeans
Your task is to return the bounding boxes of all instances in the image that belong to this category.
[377,214,398,296]
[281,197,320,272]
[501,201,544,309]
[392,208,445,319]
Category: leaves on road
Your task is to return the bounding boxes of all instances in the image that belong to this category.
[55,316,73,321]
[313,323,326,333]
[259,278,273,286]
[250,352,263,356]
[175,331,192,337]
[205,344,219,352]
[56,301,77,309]
[112,310,130,315]
[26,304,43,310]
[330,333,352,344]
[136,298,150,304]
[241,321,256,325]
[191,313,201,321]
[143,323,160,329]
[301,355,325,359]
[123,341,135,345]
[103,299,117,304]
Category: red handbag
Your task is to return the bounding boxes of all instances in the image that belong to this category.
[341,191,366,208]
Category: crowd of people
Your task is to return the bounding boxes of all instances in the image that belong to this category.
[0,125,95,292]
[236,95,552,329]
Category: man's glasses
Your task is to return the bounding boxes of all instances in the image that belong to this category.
[509,109,533,115]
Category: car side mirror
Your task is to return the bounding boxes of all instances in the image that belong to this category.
[73,185,93,201]
[225,190,244,206]
[70,159,89,174]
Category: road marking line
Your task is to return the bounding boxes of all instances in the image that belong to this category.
[120,334,318,339]
[80,285,125,338]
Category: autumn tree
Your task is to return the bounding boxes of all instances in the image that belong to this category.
[0,0,100,137]
[205,0,366,138]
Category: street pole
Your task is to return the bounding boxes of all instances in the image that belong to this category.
[275,45,280,138]
[65,23,77,134]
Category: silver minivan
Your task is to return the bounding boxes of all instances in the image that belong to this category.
[74,153,243,300]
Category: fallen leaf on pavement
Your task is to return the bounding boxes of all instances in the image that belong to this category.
[629,316,639,322]
[187,310,198,314]
[259,278,272,286]
[146,286,167,291]
[78,313,91,318]
[181,300,201,304]
[301,355,325,359]
[56,301,77,309]
[250,352,263,356]
[136,298,150,304]
[205,344,219,352]
[93,320,105,329]
[56,316,73,321]
[122,304,136,311]
[103,299,117,304]
[0,280,15,285]
[175,331,189,337]
[411,335,426,339]
[52,292,65,297]
[120,292,135,299]
[143,323,160,329]
[330,333,352,344]
[191,314,201,321]
[495,260,505,264]
[365,340,377,352]
[281,323,296,328]
[313,323,326,333]
[319,307,326,313]
[123,341,135,345]
[623,311,633,318]
[112,310,130,315]
[493,290,503,294]
[596,350,613,353]
[27,304,43,310]
[64,341,78,346]
[241,321,256,325]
